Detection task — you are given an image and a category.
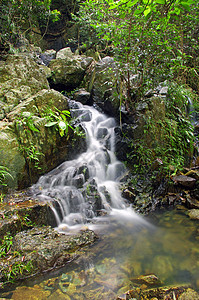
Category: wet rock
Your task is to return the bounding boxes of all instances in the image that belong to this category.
[151,255,173,281]
[97,127,108,139]
[188,209,199,220]
[48,289,70,300]
[0,195,56,240]
[72,174,85,188]
[131,274,162,287]
[172,175,196,188]
[11,226,97,274]
[74,89,90,105]
[122,285,192,300]
[71,109,92,122]
[11,285,51,300]
[178,288,199,300]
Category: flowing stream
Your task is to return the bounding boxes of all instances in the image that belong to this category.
[2,102,199,299]
[32,101,141,232]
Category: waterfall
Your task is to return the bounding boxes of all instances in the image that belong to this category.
[186,95,198,125]
[31,101,134,232]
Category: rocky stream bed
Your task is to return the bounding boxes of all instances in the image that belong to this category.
[0,188,199,300]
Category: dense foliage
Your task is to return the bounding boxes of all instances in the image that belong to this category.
[76,0,198,94]
[0,0,60,52]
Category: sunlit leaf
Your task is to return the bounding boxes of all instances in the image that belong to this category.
[45,121,58,127]
[144,6,151,16]
[58,121,67,130]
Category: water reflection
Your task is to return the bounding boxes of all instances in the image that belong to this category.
[7,207,199,300]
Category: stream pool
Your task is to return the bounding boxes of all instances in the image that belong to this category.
[4,206,199,300]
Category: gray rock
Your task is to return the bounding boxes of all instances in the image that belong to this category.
[75,89,90,104]
[159,86,168,95]
[12,226,97,271]
[172,175,196,188]
[40,49,56,66]
[49,55,85,89]
[81,57,94,70]
[56,47,74,59]
[89,56,120,116]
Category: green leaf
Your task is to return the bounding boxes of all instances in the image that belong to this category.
[134,8,144,15]
[144,6,151,16]
[45,121,58,127]
[126,0,139,7]
[62,110,71,116]
[28,123,40,132]
[156,0,166,4]
[180,2,191,10]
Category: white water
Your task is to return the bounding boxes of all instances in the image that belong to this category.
[32,102,147,232]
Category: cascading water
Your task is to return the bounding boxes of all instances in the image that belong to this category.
[31,101,137,232]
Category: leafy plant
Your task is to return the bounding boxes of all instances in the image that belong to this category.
[4,260,33,283]
[44,107,74,137]
[0,0,60,52]
[126,84,195,177]
[20,111,40,134]
[0,166,13,187]
[14,111,44,172]
[21,213,35,228]
[0,233,13,258]
[77,0,198,105]
[0,233,34,284]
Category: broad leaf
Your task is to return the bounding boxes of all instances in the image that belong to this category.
[156,0,166,4]
[45,121,58,127]
[144,6,151,16]
[28,123,40,132]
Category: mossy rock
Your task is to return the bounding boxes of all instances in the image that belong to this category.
[49,53,85,89]
[0,122,25,188]
[0,54,49,112]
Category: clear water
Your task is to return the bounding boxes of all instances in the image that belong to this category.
[7,207,199,300]
[6,102,198,299]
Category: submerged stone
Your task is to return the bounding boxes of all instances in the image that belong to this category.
[11,285,51,300]
[131,274,162,286]
[188,209,199,220]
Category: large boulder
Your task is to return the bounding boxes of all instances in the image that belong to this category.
[7,89,68,120]
[88,56,121,117]
[0,54,49,117]
[0,88,72,188]
[48,47,93,90]
[0,122,25,188]
[0,226,97,287]
[0,53,86,189]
